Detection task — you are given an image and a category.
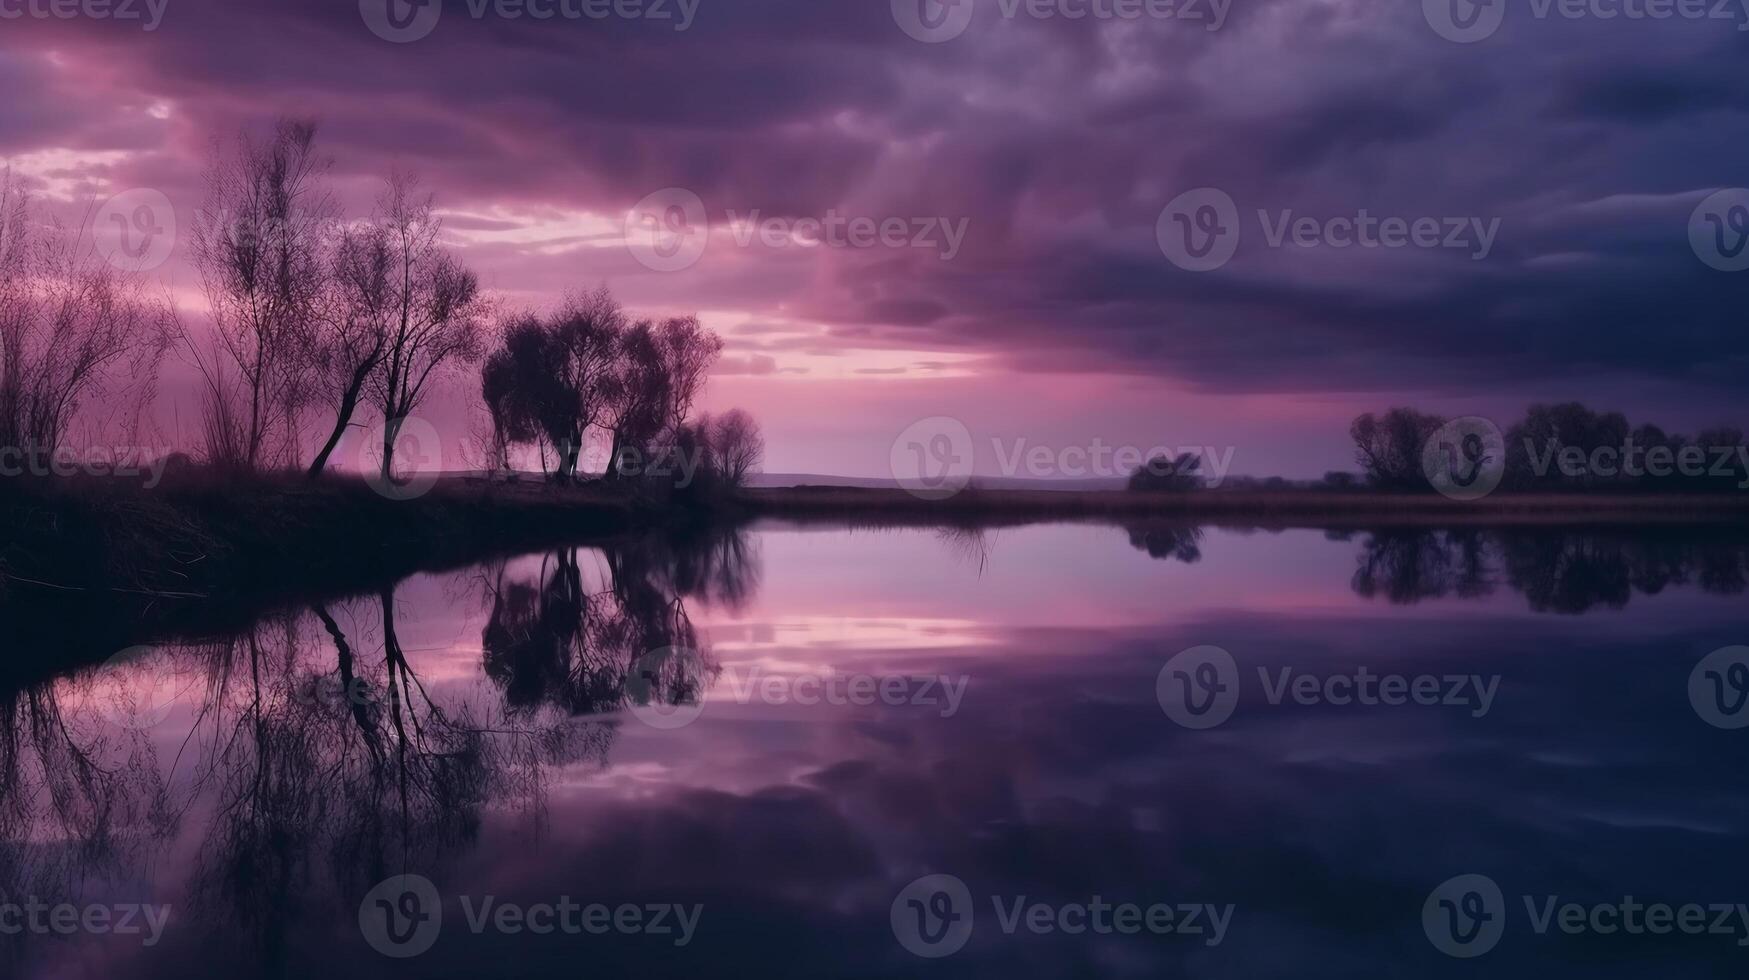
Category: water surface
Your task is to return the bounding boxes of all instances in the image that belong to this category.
[6,522,1748,977]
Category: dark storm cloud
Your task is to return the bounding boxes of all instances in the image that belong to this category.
[1,0,1744,406]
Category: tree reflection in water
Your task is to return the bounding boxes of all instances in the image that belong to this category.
[1124,523,1205,563]
[1114,522,1747,613]
[1351,527,1749,613]
[480,526,757,717]
[2,521,1745,966]
[0,525,758,962]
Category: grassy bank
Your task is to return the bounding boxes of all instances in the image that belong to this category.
[0,474,658,600]
[738,485,1749,528]
[0,474,666,683]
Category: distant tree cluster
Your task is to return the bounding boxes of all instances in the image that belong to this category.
[1350,404,1749,493]
[1502,403,1746,492]
[479,289,762,489]
[704,408,764,488]
[1349,408,1446,491]
[1127,451,1203,492]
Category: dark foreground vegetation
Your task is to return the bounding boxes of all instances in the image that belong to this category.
[0,473,650,599]
[0,473,647,684]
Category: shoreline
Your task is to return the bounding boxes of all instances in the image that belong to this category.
[5,478,1746,593]
[2,475,1746,686]
[738,485,1749,529]
[7,478,1747,601]
[0,476,656,683]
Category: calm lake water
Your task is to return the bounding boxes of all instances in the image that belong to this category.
[5,522,1749,978]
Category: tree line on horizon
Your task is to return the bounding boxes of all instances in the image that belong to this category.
[1123,403,1749,494]
[1347,403,1749,493]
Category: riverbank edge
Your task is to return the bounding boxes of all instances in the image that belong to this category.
[9,479,1749,601]
[4,478,1747,687]
[0,476,672,684]
[738,485,1749,528]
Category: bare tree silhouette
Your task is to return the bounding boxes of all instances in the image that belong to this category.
[191,118,335,470]
[363,173,488,483]
[0,169,171,461]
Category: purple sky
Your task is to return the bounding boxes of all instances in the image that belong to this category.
[3,0,1745,478]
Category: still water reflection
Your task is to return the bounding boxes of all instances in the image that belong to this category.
[4,522,1748,978]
